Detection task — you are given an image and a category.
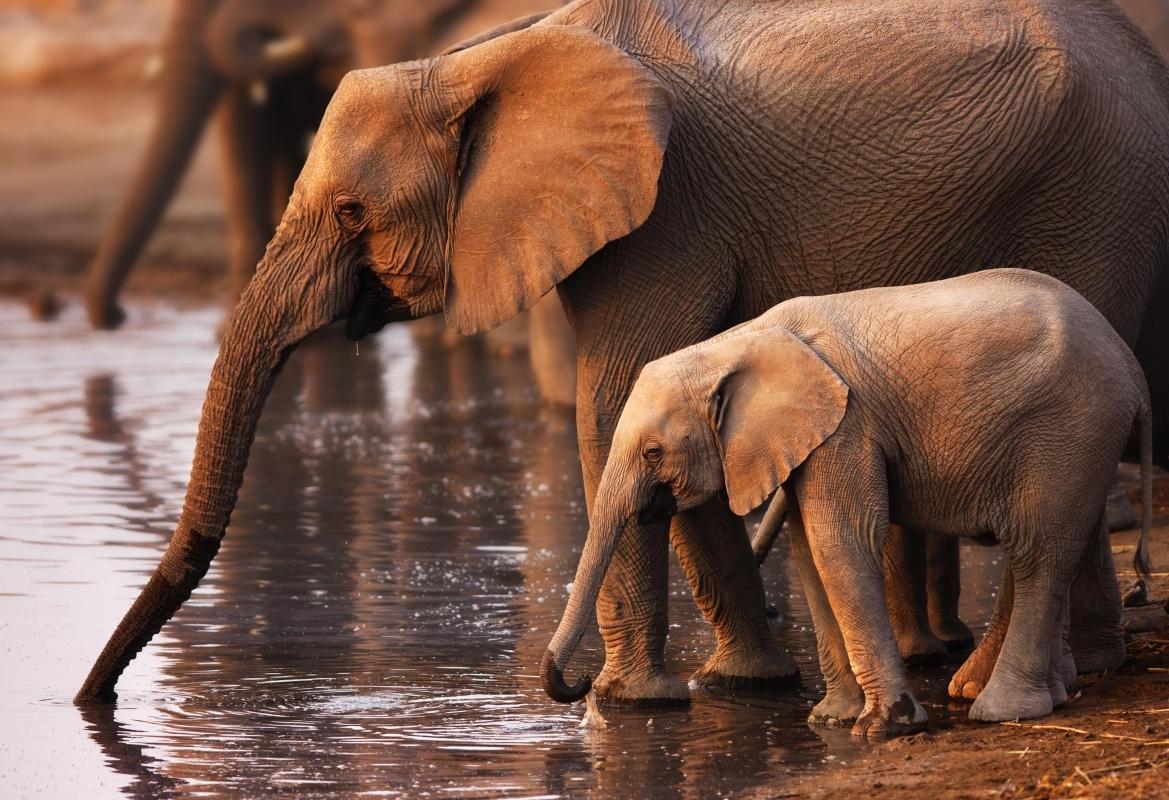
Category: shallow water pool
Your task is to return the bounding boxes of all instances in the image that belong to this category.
[0,301,1001,798]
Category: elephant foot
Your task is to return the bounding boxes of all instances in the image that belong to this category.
[85,295,126,331]
[1058,644,1077,692]
[1048,670,1069,709]
[948,640,999,702]
[943,634,976,657]
[897,631,949,668]
[1069,630,1126,674]
[851,693,928,739]
[593,666,690,707]
[968,677,1052,723]
[931,617,975,657]
[809,686,865,728]
[688,644,800,693]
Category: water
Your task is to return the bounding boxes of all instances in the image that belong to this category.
[0,301,1001,798]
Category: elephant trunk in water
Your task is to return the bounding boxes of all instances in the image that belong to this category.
[84,0,224,330]
[542,469,639,704]
[75,262,316,702]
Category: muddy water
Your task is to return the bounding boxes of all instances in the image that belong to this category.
[0,302,1001,798]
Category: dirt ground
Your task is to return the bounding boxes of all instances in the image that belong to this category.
[781,475,1169,800]
[5,52,1169,800]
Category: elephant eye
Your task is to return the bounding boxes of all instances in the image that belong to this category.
[335,198,366,230]
[643,444,664,465]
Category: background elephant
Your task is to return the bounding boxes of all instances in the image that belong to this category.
[543,269,1153,737]
[77,0,1169,705]
[79,2,547,310]
[82,0,574,403]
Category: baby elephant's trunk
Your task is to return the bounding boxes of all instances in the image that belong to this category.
[542,491,631,703]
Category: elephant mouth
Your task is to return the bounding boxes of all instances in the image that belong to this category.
[345,266,412,341]
[637,483,678,525]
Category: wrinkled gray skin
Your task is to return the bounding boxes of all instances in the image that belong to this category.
[545,270,1153,737]
[78,0,1169,705]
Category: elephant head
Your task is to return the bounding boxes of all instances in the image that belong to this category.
[76,23,671,702]
[205,0,351,82]
[541,327,848,702]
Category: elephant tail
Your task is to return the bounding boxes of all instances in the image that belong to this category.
[1135,388,1154,587]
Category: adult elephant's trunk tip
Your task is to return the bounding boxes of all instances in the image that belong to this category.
[541,649,591,703]
[75,531,222,704]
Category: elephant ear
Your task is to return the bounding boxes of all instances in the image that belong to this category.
[436,24,673,334]
[710,328,850,517]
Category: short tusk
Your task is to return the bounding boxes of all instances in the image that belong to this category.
[250,80,268,106]
[262,35,309,62]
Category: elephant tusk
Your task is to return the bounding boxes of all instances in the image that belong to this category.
[262,35,309,62]
[250,81,268,106]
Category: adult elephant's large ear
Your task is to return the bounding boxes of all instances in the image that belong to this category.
[436,24,673,334]
[709,329,850,517]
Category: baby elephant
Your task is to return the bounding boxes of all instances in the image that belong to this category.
[542,268,1151,737]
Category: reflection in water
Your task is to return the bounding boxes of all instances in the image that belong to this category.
[0,303,1003,798]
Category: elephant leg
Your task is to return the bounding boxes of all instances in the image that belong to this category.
[795,456,927,738]
[968,515,1087,723]
[576,367,686,705]
[216,87,275,312]
[883,525,947,667]
[674,497,800,691]
[567,245,736,705]
[1068,513,1126,673]
[789,508,864,726]
[926,534,975,653]
[528,291,577,408]
[1048,592,1073,709]
[949,561,1013,701]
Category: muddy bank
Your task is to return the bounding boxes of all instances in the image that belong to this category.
[782,491,1169,800]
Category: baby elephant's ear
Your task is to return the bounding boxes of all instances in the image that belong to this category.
[711,329,849,516]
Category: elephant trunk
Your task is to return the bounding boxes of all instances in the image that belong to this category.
[76,267,309,702]
[542,473,635,704]
[85,0,224,330]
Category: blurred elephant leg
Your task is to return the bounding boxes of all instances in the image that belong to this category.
[679,497,799,691]
[789,508,864,725]
[216,87,276,312]
[84,0,224,329]
[926,534,974,653]
[529,291,577,408]
[883,525,947,666]
[949,563,1013,701]
[1067,514,1125,673]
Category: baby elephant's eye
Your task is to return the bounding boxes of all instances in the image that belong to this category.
[643,444,664,464]
[335,198,366,230]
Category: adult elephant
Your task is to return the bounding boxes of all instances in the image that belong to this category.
[77,0,1169,704]
[82,0,552,332]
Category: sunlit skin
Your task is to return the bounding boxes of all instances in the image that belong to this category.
[545,269,1153,738]
[78,0,1169,706]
